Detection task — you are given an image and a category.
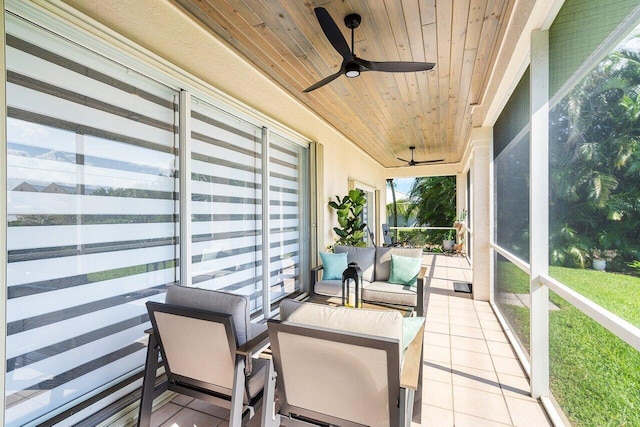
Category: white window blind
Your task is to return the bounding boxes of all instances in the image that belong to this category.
[190,99,263,313]
[5,17,179,426]
[268,133,307,304]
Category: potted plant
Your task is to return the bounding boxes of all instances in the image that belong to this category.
[328,189,367,247]
[591,248,606,271]
[453,210,467,254]
[442,229,455,251]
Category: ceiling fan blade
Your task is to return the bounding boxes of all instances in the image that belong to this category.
[303,68,344,92]
[396,157,410,162]
[355,57,435,73]
[314,7,352,60]
[412,159,445,164]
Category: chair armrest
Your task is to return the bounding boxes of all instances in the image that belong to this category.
[310,265,324,297]
[237,329,270,375]
[237,329,270,357]
[416,267,427,316]
[400,319,425,390]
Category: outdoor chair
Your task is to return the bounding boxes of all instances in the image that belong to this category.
[261,299,425,427]
[138,285,271,427]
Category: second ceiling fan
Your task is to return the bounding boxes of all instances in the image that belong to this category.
[304,7,436,92]
[397,146,444,166]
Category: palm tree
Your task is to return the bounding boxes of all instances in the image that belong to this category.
[549,38,640,269]
[406,176,456,226]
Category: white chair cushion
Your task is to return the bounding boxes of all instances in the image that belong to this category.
[363,281,418,307]
[279,299,403,343]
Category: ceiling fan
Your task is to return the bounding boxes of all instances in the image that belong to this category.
[303,7,436,92]
[397,146,444,166]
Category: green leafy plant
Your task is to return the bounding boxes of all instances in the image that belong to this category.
[328,189,367,247]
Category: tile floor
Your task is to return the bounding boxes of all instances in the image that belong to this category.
[135,254,553,427]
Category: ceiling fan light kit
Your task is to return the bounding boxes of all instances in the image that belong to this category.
[303,7,436,92]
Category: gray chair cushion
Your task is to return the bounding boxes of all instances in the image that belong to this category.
[334,245,376,282]
[165,285,252,345]
[374,247,423,282]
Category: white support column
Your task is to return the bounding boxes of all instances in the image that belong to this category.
[469,128,492,301]
[179,90,192,287]
[530,30,550,398]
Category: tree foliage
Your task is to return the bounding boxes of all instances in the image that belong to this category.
[550,40,640,270]
[406,176,456,227]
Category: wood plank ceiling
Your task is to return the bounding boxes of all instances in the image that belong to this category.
[172,0,513,168]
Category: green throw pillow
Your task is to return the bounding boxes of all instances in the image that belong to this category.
[320,252,348,280]
[402,317,425,351]
[388,254,422,287]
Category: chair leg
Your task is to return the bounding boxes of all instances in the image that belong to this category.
[402,388,415,427]
[138,333,160,427]
[229,357,247,427]
[260,359,278,427]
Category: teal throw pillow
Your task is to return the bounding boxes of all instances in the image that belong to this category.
[388,254,422,287]
[402,317,425,351]
[320,252,348,280]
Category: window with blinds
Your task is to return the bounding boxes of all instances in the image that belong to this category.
[268,132,308,304]
[5,17,179,426]
[4,5,311,425]
[190,99,263,312]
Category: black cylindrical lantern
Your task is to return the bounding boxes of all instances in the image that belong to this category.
[341,262,363,308]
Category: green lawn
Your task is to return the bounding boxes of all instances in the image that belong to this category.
[496,262,640,426]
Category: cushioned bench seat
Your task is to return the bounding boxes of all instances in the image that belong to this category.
[311,245,426,316]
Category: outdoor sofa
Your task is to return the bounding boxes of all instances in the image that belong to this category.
[311,245,426,316]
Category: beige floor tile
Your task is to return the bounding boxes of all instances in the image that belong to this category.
[449,315,482,328]
[425,344,451,363]
[454,411,512,427]
[482,329,509,343]
[419,404,454,426]
[448,297,475,306]
[473,300,493,313]
[475,310,498,320]
[160,407,225,427]
[425,321,450,334]
[426,311,450,324]
[487,341,516,358]
[427,295,449,307]
[186,400,230,419]
[449,308,479,319]
[151,402,183,427]
[424,361,452,383]
[422,380,454,410]
[504,396,553,426]
[479,319,504,331]
[492,355,526,377]
[450,336,490,354]
[426,305,449,315]
[424,331,450,347]
[496,372,535,400]
[451,349,495,372]
[452,385,512,425]
[170,395,195,407]
[451,365,502,395]
[450,324,485,340]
